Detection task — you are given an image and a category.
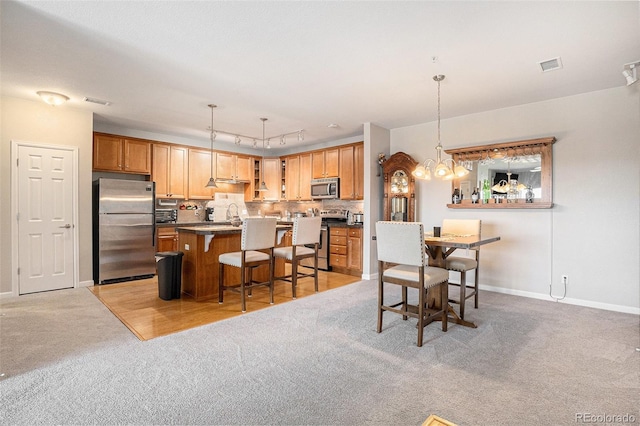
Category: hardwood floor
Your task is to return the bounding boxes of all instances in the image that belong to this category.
[89,268,361,341]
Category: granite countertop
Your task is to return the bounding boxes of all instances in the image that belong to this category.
[326,222,363,228]
[157,221,230,228]
[176,224,292,235]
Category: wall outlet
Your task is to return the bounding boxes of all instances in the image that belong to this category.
[184,244,190,251]
[561,274,568,285]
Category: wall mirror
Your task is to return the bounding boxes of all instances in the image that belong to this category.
[445,137,555,209]
[382,152,417,221]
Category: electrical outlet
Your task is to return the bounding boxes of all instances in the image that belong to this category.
[561,274,568,285]
[184,244,190,251]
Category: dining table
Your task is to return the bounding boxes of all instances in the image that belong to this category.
[423,232,501,328]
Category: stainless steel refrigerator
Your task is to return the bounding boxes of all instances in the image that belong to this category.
[93,178,156,284]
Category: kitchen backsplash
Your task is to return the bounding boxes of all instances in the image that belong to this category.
[159,198,364,223]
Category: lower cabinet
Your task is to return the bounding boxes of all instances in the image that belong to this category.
[329,226,362,276]
[156,227,178,252]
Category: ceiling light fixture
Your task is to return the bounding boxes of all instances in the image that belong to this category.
[205,104,218,188]
[412,75,469,181]
[623,60,640,86]
[37,91,69,106]
[211,123,304,148]
[258,118,269,192]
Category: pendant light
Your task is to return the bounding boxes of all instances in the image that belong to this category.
[205,104,218,188]
[257,118,269,192]
[412,75,469,180]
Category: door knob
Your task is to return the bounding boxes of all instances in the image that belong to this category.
[59,224,71,229]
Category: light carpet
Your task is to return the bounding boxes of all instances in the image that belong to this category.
[1,280,638,425]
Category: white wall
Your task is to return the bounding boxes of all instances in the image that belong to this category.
[390,86,640,313]
[1,97,94,294]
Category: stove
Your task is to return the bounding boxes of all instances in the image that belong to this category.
[299,209,348,272]
[319,208,349,223]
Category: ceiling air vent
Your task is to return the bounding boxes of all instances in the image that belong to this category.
[83,96,111,106]
[538,57,563,72]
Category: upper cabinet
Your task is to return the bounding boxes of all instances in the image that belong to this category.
[187,148,216,199]
[216,152,252,182]
[339,142,364,200]
[252,158,281,202]
[284,153,312,201]
[93,133,151,174]
[152,144,188,199]
[312,147,339,178]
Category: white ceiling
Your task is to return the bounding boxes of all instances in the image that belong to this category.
[2,1,639,151]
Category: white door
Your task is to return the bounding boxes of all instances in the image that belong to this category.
[17,144,75,294]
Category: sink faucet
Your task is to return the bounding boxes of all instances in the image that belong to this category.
[226,203,239,220]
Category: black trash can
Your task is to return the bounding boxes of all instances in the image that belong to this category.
[155,251,184,300]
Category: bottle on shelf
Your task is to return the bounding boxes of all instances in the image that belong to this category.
[452,187,461,204]
[471,187,479,204]
[482,179,491,204]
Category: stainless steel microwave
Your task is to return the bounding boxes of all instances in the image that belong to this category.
[311,177,339,199]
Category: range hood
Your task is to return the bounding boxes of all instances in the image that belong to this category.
[214,178,249,184]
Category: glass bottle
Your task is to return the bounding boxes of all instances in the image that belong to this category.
[482,179,491,203]
[471,187,479,204]
[452,187,460,204]
[507,179,518,203]
[525,186,534,203]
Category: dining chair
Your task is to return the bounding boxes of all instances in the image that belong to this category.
[218,217,277,312]
[273,216,321,299]
[376,221,449,347]
[441,219,481,320]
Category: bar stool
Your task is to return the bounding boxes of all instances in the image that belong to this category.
[376,221,449,347]
[442,219,481,320]
[273,216,321,299]
[218,217,277,312]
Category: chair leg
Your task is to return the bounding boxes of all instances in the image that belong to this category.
[247,268,253,297]
[417,284,424,347]
[218,263,224,304]
[459,271,467,320]
[291,257,298,299]
[441,281,448,332]
[377,266,383,333]
[474,268,479,309]
[240,265,246,313]
[313,251,319,293]
[269,255,274,305]
[402,286,408,321]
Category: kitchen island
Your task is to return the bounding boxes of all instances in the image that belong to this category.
[176,225,291,301]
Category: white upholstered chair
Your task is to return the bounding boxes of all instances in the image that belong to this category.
[442,219,481,320]
[273,216,321,299]
[376,221,449,347]
[218,217,277,312]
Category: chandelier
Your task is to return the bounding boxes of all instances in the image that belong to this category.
[412,75,469,180]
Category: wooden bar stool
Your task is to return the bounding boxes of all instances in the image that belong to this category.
[218,217,277,312]
[376,221,449,347]
[273,216,321,299]
[442,219,481,320]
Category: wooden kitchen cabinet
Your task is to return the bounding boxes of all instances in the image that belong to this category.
[253,157,281,201]
[312,148,339,178]
[187,148,217,199]
[284,153,312,201]
[216,152,252,182]
[156,227,178,252]
[329,226,362,276]
[93,133,151,174]
[339,143,364,200]
[152,144,188,199]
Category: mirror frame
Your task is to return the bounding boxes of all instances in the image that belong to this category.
[382,151,417,221]
[445,136,556,209]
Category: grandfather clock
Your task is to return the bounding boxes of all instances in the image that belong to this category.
[382,152,417,222]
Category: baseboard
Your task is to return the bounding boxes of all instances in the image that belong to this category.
[78,280,94,288]
[0,291,16,299]
[480,284,640,315]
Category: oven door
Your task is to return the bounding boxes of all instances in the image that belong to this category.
[300,225,330,271]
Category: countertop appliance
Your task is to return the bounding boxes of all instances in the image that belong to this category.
[93,178,156,284]
[352,212,364,224]
[311,177,339,200]
[156,208,177,223]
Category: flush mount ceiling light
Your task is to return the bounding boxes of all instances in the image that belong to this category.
[412,75,469,181]
[205,104,218,189]
[623,60,640,86]
[538,57,563,72]
[37,91,69,106]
